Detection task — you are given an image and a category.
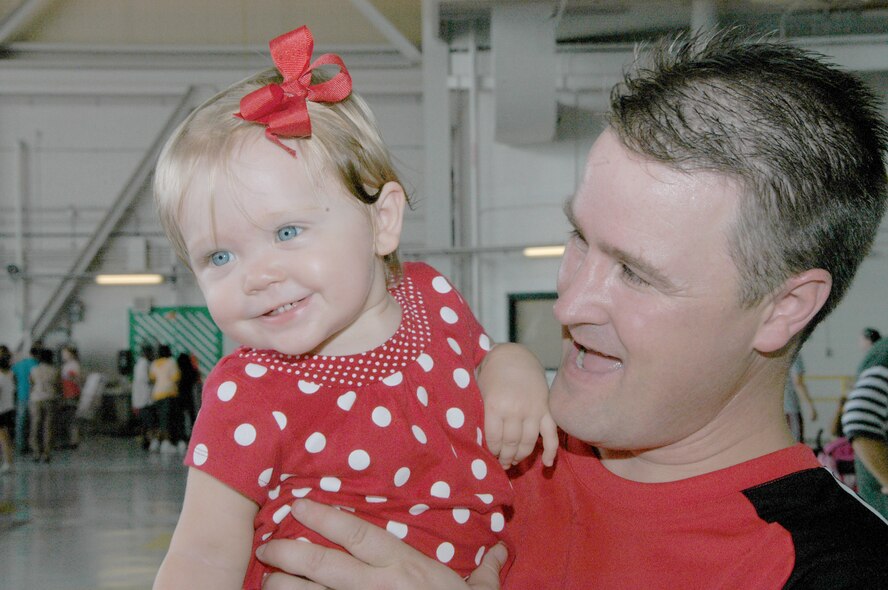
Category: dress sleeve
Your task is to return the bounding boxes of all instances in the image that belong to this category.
[184,356,283,505]
[409,262,494,369]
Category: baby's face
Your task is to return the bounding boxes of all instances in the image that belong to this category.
[179,137,392,356]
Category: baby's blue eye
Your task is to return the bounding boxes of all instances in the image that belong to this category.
[277,225,303,241]
[210,251,232,266]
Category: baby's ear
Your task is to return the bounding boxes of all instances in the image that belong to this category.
[373,182,406,256]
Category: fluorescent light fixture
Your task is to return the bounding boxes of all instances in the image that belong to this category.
[95,273,164,286]
[523,245,565,258]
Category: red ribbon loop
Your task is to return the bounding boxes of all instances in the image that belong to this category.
[236,26,352,155]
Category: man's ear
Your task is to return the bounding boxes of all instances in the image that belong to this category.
[372,181,406,257]
[753,269,832,353]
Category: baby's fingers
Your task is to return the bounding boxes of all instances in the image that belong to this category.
[485,414,503,458]
[539,413,559,467]
[496,420,523,467]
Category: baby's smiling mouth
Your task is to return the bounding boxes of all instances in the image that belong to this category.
[265,298,306,317]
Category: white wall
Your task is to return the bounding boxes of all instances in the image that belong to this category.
[1,40,886,438]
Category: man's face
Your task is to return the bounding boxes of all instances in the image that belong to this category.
[550,129,768,451]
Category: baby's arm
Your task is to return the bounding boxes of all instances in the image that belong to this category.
[477,342,557,468]
[153,468,257,590]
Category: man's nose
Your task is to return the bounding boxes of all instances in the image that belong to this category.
[554,253,610,326]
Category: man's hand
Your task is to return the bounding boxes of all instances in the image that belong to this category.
[257,500,507,590]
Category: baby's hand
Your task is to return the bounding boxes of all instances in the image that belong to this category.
[485,400,558,468]
[477,343,558,468]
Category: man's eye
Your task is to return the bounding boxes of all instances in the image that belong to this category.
[210,251,232,266]
[621,264,648,286]
[277,225,303,241]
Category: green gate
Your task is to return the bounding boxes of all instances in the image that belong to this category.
[128,306,223,377]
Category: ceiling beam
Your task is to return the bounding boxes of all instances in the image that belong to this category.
[348,0,422,64]
[25,86,199,346]
[0,0,54,45]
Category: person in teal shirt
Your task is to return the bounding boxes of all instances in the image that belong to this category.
[11,344,41,454]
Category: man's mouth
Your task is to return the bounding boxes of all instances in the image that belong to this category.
[575,343,623,371]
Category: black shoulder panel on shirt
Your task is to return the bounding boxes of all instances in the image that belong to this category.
[743,467,888,589]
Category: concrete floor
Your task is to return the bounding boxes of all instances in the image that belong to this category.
[0,435,187,590]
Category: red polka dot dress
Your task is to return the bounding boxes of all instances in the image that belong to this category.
[185,262,514,588]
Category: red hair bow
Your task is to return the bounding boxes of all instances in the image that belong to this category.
[236,25,352,156]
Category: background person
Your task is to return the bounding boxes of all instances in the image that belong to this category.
[841,332,888,518]
[11,343,40,455]
[59,344,83,449]
[148,344,180,454]
[29,348,60,463]
[784,354,817,443]
[254,29,888,590]
[0,345,15,473]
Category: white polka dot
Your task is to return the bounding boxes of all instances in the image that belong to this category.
[446,408,465,428]
[387,521,408,539]
[299,380,320,394]
[382,371,403,386]
[216,381,237,402]
[272,411,287,430]
[365,495,387,503]
[262,532,273,541]
[476,427,483,446]
[272,504,291,524]
[305,432,326,453]
[431,481,451,498]
[432,275,452,294]
[234,424,257,446]
[348,449,371,471]
[320,477,342,492]
[337,391,356,410]
[453,368,471,389]
[452,508,470,524]
[268,486,281,500]
[394,467,411,487]
[416,387,429,406]
[440,307,459,324]
[292,487,311,498]
[412,425,427,444]
[447,338,462,355]
[372,407,392,427]
[192,443,209,466]
[476,493,494,504]
[436,542,455,563]
[409,504,429,516]
[417,353,434,372]
[245,363,268,378]
[471,459,488,480]
[491,512,505,532]
[258,467,273,487]
[475,546,486,566]
[479,334,492,351]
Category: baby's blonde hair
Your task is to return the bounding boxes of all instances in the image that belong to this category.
[154,68,409,285]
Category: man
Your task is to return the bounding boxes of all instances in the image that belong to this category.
[842,334,888,518]
[11,344,40,455]
[253,30,888,589]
